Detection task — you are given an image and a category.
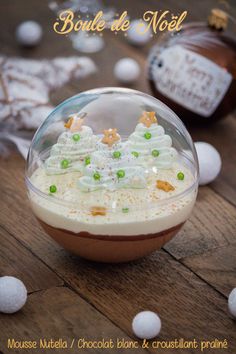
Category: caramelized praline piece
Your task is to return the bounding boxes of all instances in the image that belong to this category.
[90,206,107,216]
[156,180,175,192]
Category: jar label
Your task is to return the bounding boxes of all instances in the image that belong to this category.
[151,45,232,117]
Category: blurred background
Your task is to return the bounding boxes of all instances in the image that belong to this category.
[1,0,235,108]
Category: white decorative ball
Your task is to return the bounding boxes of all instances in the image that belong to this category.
[194,142,222,185]
[0,276,27,314]
[114,58,140,84]
[228,288,236,318]
[127,20,151,46]
[132,311,161,339]
[16,21,42,46]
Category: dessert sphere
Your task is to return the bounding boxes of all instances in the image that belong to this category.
[26,87,199,263]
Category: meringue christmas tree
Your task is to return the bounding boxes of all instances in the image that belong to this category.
[78,128,146,192]
[45,113,98,174]
[127,111,177,168]
[45,111,178,190]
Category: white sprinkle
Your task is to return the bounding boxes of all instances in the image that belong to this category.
[114,58,140,84]
[132,311,161,339]
[228,288,236,318]
[0,276,27,314]
[127,20,152,46]
[194,142,222,185]
[16,21,43,46]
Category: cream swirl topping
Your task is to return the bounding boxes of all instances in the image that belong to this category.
[45,126,98,175]
[77,145,146,192]
[127,123,177,168]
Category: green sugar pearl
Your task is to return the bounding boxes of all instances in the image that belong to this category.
[177,172,185,180]
[93,172,101,181]
[61,159,69,169]
[122,207,129,213]
[85,156,91,166]
[113,151,121,159]
[132,151,139,158]
[144,132,152,140]
[72,134,80,142]
[152,149,159,157]
[117,169,125,178]
[49,185,57,193]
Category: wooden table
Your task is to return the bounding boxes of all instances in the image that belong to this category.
[0,1,236,353]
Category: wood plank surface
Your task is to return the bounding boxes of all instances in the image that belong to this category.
[1,232,235,353]
[0,287,146,354]
[183,244,236,298]
[0,226,63,293]
[165,187,236,260]
[190,116,236,207]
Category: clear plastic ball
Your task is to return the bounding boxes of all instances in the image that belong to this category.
[26,88,199,262]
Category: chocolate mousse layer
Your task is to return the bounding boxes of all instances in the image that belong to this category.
[37,218,184,263]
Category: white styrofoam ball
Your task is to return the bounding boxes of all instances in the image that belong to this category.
[228,288,236,318]
[132,311,161,339]
[114,58,140,84]
[0,276,27,314]
[194,142,222,185]
[127,20,151,46]
[16,21,42,46]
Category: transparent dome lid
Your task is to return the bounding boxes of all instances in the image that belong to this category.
[26,87,199,213]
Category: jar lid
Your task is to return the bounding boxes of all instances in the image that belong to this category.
[208,8,228,30]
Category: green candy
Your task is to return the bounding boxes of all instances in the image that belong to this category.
[131,151,139,158]
[49,185,57,193]
[144,132,152,140]
[113,151,121,159]
[93,172,101,181]
[152,149,159,157]
[72,134,80,141]
[122,207,129,213]
[61,159,69,169]
[177,172,185,180]
[85,156,91,166]
[117,170,125,179]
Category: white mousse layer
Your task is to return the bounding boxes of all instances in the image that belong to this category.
[29,162,197,236]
